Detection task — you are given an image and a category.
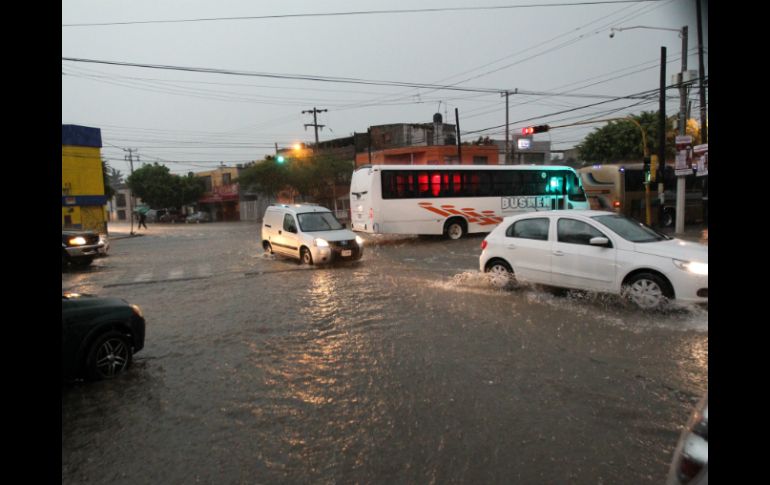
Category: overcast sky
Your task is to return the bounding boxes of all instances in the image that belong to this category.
[62,0,707,177]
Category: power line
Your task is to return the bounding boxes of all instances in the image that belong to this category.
[62,1,662,27]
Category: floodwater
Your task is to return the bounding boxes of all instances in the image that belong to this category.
[62,222,707,484]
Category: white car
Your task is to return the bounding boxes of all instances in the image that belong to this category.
[261,204,364,265]
[479,210,707,309]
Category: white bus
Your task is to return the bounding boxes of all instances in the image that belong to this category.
[350,164,589,239]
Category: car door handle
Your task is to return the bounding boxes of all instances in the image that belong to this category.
[553,250,564,256]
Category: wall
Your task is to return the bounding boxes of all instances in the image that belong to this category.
[61,125,107,233]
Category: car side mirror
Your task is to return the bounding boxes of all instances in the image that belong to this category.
[589,237,610,247]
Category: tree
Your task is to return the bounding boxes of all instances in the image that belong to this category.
[102,159,116,200]
[237,157,291,198]
[107,166,124,188]
[577,111,702,164]
[127,163,204,209]
[237,153,354,205]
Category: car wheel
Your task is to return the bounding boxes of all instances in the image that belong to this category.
[623,272,672,310]
[485,260,515,289]
[445,219,465,240]
[662,208,675,228]
[85,331,133,380]
[301,247,313,265]
[263,241,273,254]
[70,256,94,267]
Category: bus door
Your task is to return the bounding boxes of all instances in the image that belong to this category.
[546,173,567,210]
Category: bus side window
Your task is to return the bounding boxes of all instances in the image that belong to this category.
[451,173,462,196]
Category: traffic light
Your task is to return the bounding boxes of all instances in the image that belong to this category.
[643,156,651,183]
[521,125,550,136]
[276,155,285,163]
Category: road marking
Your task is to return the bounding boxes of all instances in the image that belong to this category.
[134,272,153,283]
[104,275,210,288]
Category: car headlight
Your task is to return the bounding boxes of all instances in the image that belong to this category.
[355,235,364,246]
[68,236,87,246]
[314,238,329,248]
[130,304,144,318]
[673,259,708,276]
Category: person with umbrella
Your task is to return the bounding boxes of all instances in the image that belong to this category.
[135,205,149,231]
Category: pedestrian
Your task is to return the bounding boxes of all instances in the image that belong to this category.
[138,212,148,230]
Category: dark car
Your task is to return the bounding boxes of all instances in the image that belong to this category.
[62,230,104,268]
[185,211,211,223]
[666,393,708,484]
[62,292,146,381]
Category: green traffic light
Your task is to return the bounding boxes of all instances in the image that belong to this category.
[277,155,285,163]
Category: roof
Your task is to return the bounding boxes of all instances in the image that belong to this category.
[503,209,616,220]
[268,203,331,214]
[62,124,102,148]
[356,164,577,171]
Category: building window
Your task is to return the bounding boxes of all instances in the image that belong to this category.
[222,173,231,185]
[116,194,127,207]
[473,156,488,165]
[443,156,460,165]
[202,176,213,192]
[117,210,126,220]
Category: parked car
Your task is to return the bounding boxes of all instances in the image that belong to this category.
[62,292,146,381]
[186,211,211,223]
[261,204,364,265]
[479,210,708,309]
[158,209,185,223]
[62,230,105,268]
[666,393,708,484]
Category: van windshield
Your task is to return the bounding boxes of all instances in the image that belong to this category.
[298,212,344,232]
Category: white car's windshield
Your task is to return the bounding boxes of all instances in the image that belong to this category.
[592,214,670,243]
[297,212,344,232]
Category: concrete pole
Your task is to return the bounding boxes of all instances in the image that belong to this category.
[675,26,688,235]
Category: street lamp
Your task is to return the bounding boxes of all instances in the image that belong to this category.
[610,24,691,233]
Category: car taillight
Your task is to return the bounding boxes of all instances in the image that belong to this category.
[613,200,621,209]
[481,239,488,250]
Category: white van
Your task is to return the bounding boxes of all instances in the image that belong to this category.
[261,204,364,265]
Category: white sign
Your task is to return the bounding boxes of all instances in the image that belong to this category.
[675,135,693,145]
[517,138,532,150]
[502,196,549,211]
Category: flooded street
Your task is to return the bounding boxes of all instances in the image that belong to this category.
[62,222,707,484]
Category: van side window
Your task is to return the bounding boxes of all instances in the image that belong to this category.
[283,214,297,233]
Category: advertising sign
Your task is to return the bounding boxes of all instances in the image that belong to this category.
[675,135,694,176]
[693,143,708,177]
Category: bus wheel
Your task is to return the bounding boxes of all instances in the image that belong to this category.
[662,208,675,228]
[444,219,466,240]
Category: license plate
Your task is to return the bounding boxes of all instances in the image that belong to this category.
[341,249,352,257]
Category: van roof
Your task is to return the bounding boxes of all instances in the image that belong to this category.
[268,203,331,214]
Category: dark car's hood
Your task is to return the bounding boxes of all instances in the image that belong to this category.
[62,293,131,314]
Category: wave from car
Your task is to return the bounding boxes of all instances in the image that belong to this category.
[479,210,707,309]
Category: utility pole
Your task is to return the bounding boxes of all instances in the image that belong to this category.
[302,107,327,147]
[502,90,510,164]
[124,148,136,235]
[696,0,708,226]
[675,26,688,235]
[455,108,462,163]
[658,46,667,223]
